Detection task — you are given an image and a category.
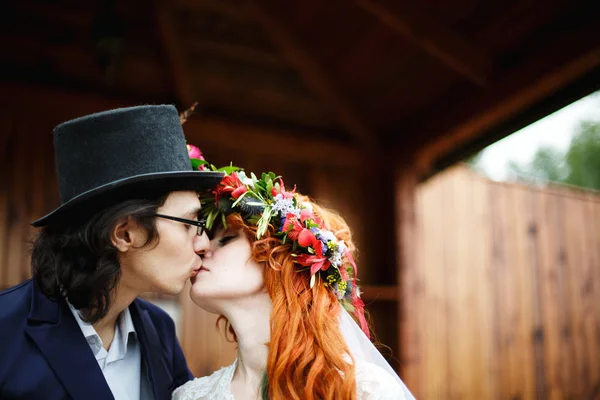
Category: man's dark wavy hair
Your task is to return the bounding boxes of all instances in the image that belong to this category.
[31,194,170,324]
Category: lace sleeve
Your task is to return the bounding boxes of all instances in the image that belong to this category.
[355,360,408,400]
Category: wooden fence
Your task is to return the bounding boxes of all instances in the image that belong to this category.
[402,166,600,399]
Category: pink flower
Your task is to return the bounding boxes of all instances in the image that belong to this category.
[272,178,296,199]
[187,144,203,160]
[187,144,207,171]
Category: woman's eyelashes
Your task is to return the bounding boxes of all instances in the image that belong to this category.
[218,234,238,246]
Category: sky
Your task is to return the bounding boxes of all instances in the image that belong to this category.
[477,90,600,181]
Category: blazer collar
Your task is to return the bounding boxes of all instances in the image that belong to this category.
[24,282,114,400]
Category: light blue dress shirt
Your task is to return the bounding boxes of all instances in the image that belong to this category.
[68,303,144,400]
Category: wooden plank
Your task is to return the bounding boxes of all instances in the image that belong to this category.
[586,194,600,394]
[417,171,448,398]
[554,194,576,397]
[26,116,47,281]
[469,171,496,398]
[355,0,492,86]
[580,193,600,398]
[0,114,10,287]
[488,181,515,399]
[537,191,565,399]
[5,115,27,286]
[444,167,477,399]
[511,186,537,399]
[527,188,549,399]
[562,193,590,396]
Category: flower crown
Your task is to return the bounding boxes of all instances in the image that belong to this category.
[188,145,369,337]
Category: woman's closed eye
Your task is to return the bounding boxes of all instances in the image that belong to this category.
[218,235,238,246]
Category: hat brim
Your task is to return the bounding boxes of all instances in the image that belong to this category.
[32,171,224,227]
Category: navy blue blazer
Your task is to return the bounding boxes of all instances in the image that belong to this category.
[0,279,193,399]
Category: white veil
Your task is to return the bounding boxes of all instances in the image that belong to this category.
[339,306,416,399]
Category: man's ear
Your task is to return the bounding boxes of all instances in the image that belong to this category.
[111,217,136,252]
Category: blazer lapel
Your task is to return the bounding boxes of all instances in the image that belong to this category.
[24,284,113,400]
[130,300,171,400]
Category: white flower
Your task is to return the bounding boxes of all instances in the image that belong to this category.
[318,230,337,243]
[272,194,300,218]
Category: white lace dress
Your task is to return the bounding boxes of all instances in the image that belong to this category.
[172,359,407,400]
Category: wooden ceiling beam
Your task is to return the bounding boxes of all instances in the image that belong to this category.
[187,38,286,67]
[411,25,600,177]
[246,2,377,149]
[355,0,493,86]
[185,118,363,167]
[0,82,362,167]
[155,0,195,106]
[173,0,245,19]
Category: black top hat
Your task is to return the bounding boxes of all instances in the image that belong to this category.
[32,105,224,227]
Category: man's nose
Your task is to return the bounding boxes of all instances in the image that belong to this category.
[193,231,210,255]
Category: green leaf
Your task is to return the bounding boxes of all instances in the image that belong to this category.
[342,301,355,313]
[218,165,241,175]
[256,206,272,238]
[191,159,209,170]
[207,208,219,229]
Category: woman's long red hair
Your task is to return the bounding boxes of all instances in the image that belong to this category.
[221,195,361,399]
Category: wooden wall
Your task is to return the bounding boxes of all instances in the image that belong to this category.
[401,165,600,399]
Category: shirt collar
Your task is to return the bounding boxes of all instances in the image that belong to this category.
[67,301,137,359]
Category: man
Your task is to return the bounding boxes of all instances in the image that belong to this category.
[0,105,223,399]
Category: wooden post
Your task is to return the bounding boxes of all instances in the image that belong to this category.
[395,162,420,394]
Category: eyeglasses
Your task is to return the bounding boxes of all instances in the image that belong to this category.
[153,214,207,236]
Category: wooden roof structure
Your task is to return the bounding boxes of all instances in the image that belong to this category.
[3,0,600,177]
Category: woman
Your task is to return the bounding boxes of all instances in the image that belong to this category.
[174,148,415,399]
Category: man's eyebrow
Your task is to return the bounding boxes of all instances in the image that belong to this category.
[182,207,202,219]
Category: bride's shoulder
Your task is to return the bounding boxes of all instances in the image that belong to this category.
[354,360,408,400]
[172,361,236,400]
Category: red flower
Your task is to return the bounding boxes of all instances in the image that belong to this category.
[295,241,331,275]
[297,228,317,247]
[214,173,245,203]
[282,213,303,240]
[232,186,248,199]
